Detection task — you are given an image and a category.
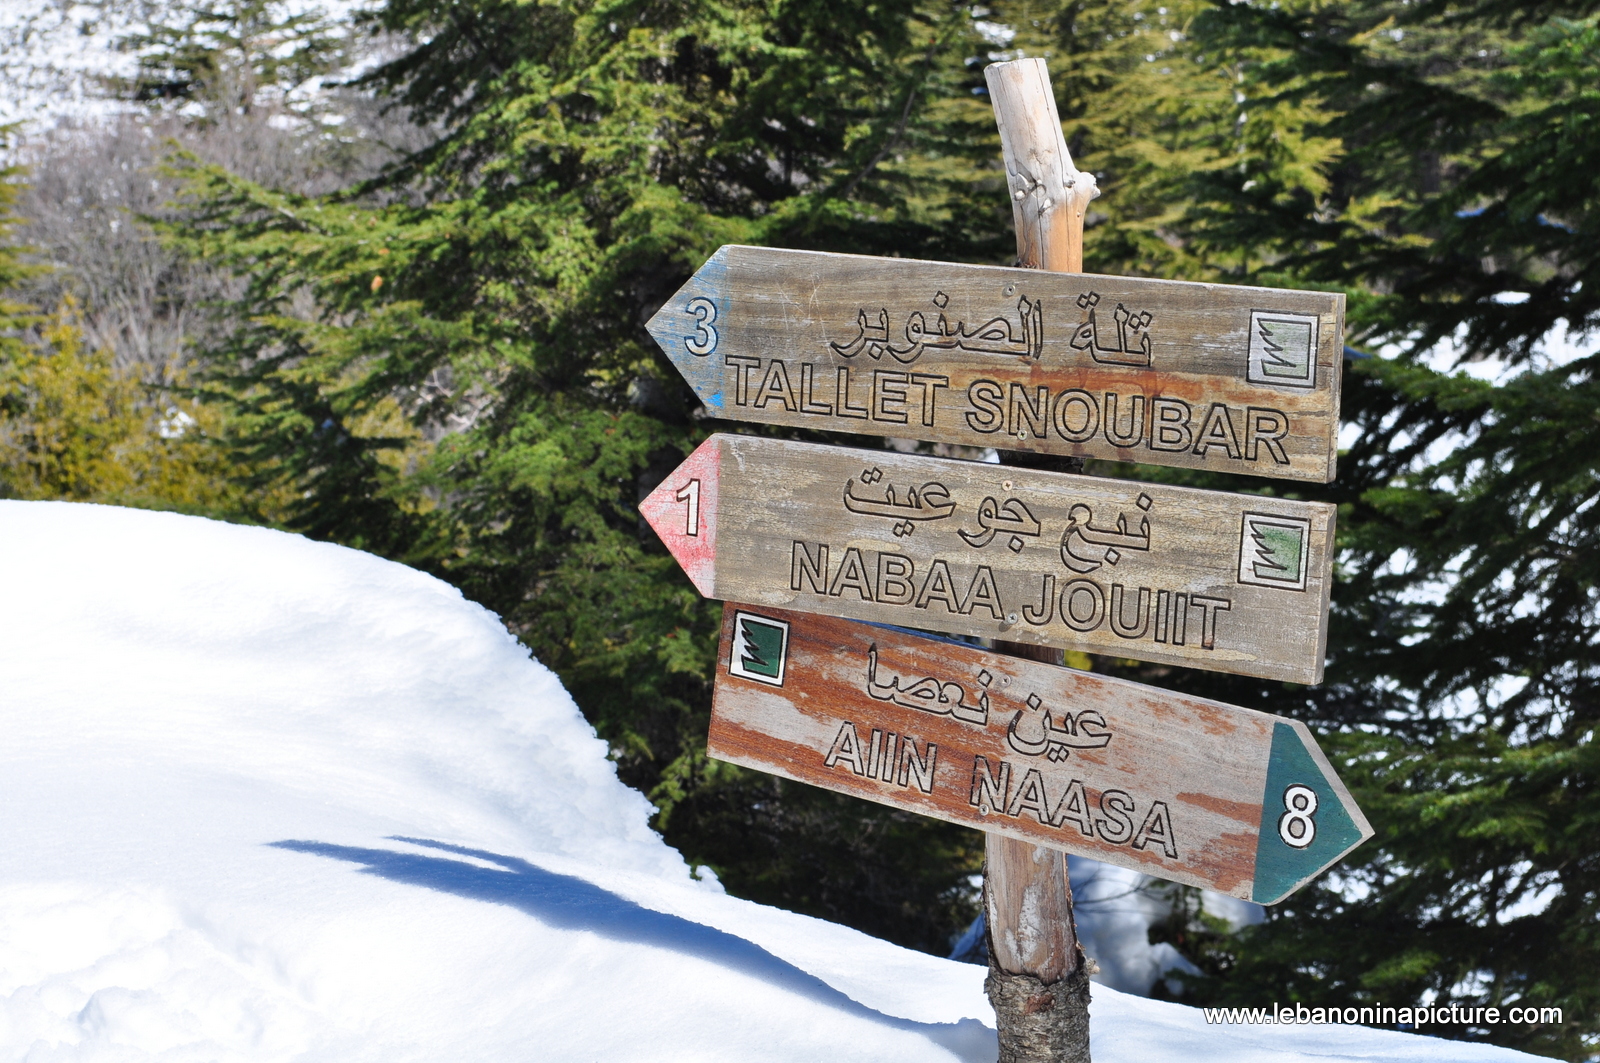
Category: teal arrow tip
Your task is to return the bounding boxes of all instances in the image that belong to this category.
[1251,721,1373,905]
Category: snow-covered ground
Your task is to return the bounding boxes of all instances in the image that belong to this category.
[0,501,1546,1061]
[0,0,138,129]
[0,0,372,132]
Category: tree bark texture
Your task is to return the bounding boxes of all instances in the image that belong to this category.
[986,962,1094,1063]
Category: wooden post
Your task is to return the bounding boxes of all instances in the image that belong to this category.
[984,57,1098,1063]
[988,58,1099,275]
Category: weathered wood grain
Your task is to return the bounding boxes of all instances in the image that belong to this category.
[646,246,1345,483]
[641,433,1338,684]
[989,57,1099,275]
[708,604,1372,904]
[985,835,1078,983]
[986,57,1097,1026]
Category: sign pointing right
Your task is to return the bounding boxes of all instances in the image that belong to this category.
[709,605,1372,904]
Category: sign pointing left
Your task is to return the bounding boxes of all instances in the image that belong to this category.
[641,433,1336,684]
[646,244,1344,483]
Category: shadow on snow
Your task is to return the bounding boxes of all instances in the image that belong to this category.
[269,836,994,1060]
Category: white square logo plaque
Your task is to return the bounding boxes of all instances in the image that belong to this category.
[728,611,791,686]
[1238,513,1312,591]
[1247,310,1319,388]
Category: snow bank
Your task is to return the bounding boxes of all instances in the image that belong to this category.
[0,501,1543,1062]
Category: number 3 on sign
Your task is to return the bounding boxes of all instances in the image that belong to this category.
[675,479,701,537]
[1279,784,1318,849]
[684,297,717,356]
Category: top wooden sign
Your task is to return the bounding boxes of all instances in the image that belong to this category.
[647,246,1345,483]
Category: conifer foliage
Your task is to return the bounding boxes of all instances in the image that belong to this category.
[164,0,1009,952]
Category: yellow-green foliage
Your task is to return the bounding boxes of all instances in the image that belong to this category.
[0,299,276,517]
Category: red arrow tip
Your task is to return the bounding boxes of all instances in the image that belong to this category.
[640,438,721,598]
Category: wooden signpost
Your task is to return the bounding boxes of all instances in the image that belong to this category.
[645,247,1345,483]
[709,604,1372,905]
[983,61,1107,1059]
[641,56,1367,1063]
[639,433,1336,685]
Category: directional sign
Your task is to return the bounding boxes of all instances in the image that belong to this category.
[641,434,1336,684]
[646,246,1345,483]
[710,604,1371,903]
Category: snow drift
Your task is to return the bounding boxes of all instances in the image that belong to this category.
[0,501,1541,1062]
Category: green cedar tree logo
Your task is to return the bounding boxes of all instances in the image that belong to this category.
[729,612,790,686]
[1237,514,1311,591]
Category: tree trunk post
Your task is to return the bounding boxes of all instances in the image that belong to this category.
[982,56,1100,1063]
[987,58,1099,275]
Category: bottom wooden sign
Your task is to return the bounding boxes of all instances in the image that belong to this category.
[708,603,1371,904]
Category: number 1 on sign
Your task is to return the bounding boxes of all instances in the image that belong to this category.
[675,479,701,537]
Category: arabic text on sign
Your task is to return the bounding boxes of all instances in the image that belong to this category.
[830,293,1044,364]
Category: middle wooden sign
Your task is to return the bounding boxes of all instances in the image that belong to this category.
[646,245,1345,483]
[641,434,1336,685]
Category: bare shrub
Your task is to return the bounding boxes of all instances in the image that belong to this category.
[7,18,436,377]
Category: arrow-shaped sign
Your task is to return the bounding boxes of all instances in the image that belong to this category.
[710,604,1371,903]
[642,434,1335,684]
[647,246,1344,483]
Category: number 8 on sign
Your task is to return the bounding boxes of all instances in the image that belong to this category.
[1279,784,1318,849]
